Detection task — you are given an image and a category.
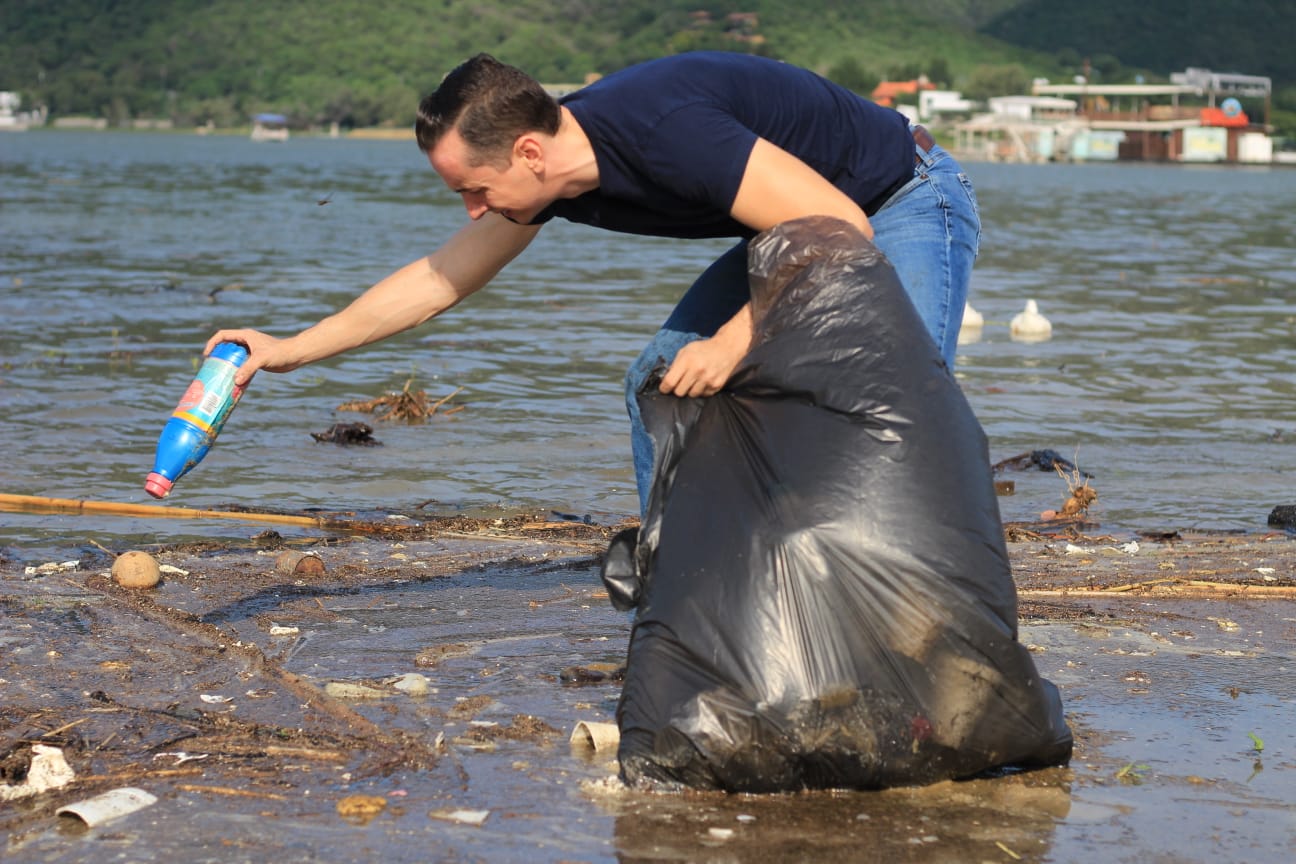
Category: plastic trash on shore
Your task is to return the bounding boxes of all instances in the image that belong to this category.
[57,787,157,826]
[602,215,1073,792]
[0,745,75,801]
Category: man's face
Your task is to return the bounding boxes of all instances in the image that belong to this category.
[427,128,546,224]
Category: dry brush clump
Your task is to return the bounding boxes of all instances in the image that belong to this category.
[337,379,464,423]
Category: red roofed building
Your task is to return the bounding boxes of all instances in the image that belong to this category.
[871,77,937,107]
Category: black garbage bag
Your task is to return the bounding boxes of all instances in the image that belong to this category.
[602,215,1072,792]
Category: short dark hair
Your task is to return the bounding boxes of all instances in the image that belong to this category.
[415,54,560,166]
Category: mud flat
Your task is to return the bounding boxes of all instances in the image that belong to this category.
[2,516,1294,863]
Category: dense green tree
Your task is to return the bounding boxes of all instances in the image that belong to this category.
[0,0,1289,129]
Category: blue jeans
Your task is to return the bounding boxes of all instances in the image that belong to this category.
[624,140,982,514]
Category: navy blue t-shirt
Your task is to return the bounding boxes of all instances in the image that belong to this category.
[531,52,913,240]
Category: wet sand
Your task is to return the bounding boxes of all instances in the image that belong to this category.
[2,515,1294,863]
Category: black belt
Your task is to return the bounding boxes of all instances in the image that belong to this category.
[863,125,934,216]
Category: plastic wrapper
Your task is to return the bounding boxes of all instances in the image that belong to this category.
[602,215,1072,791]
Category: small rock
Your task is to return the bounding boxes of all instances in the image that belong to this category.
[111,551,161,589]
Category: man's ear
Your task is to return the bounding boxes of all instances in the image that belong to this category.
[515,134,544,169]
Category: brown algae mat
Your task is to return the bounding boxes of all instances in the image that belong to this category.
[2,516,1295,863]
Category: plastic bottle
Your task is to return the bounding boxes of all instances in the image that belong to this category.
[144,342,249,499]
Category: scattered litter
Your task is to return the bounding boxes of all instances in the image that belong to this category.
[310,421,382,446]
[24,560,79,576]
[996,840,1023,860]
[388,672,431,696]
[274,550,325,577]
[268,625,300,636]
[56,787,157,826]
[0,745,75,801]
[707,827,735,840]
[324,681,391,700]
[1120,541,1140,554]
[338,380,464,423]
[337,794,387,823]
[153,752,209,765]
[569,721,620,753]
[1065,543,1095,555]
[199,694,233,704]
[159,564,189,576]
[560,663,625,686]
[992,449,1092,478]
[428,808,490,827]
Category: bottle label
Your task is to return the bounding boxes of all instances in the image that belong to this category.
[172,356,245,433]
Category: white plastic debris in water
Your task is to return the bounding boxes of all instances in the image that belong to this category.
[428,808,490,826]
[324,681,390,700]
[57,787,157,826]
[388,672,431,696]
[268,625,300,636]
[24,560,79,576]
[0,745,75,801]
[569,721,620,753]
[1064,543,1095,556]
[199,694,233,704]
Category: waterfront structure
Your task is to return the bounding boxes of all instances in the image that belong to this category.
[250,113,289,142]
[955,68,1276,165]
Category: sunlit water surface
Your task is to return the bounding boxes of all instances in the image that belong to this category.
[2,132,1294,559]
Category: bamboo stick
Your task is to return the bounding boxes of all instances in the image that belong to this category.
[0,493,325,529]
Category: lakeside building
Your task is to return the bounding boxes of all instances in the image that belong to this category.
[0,91,46,131]
[953,67,1278,165]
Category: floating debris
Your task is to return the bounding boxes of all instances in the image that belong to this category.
[993,449,1093,478]
[274,550,326,577]
[24,560,79,576]
[428,808,490,827]
[57,787,157,826]
[560,663,625,686]
[338,380,464,423]
[337,794,387,824]
[311,422,381,446]
[570,721,620,754]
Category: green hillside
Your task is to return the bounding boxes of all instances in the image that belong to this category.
[0,0,1291,132]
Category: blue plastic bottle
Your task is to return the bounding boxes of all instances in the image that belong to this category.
[144,342,249,499]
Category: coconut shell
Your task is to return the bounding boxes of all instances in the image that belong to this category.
[111,550,161,589]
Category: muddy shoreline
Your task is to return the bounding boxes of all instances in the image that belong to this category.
[3,514,1294,862]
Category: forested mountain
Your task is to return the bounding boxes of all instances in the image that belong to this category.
[1,0,1291,131]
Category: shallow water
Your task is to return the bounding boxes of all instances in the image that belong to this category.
[2,132,1296,558]
[3,540,1294,863]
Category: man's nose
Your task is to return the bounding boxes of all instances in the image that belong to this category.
[462,193,489,220]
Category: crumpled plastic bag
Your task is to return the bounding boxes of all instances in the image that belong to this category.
[602,215,1072,792]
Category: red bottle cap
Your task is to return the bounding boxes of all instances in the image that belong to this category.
[144,473,174,499]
